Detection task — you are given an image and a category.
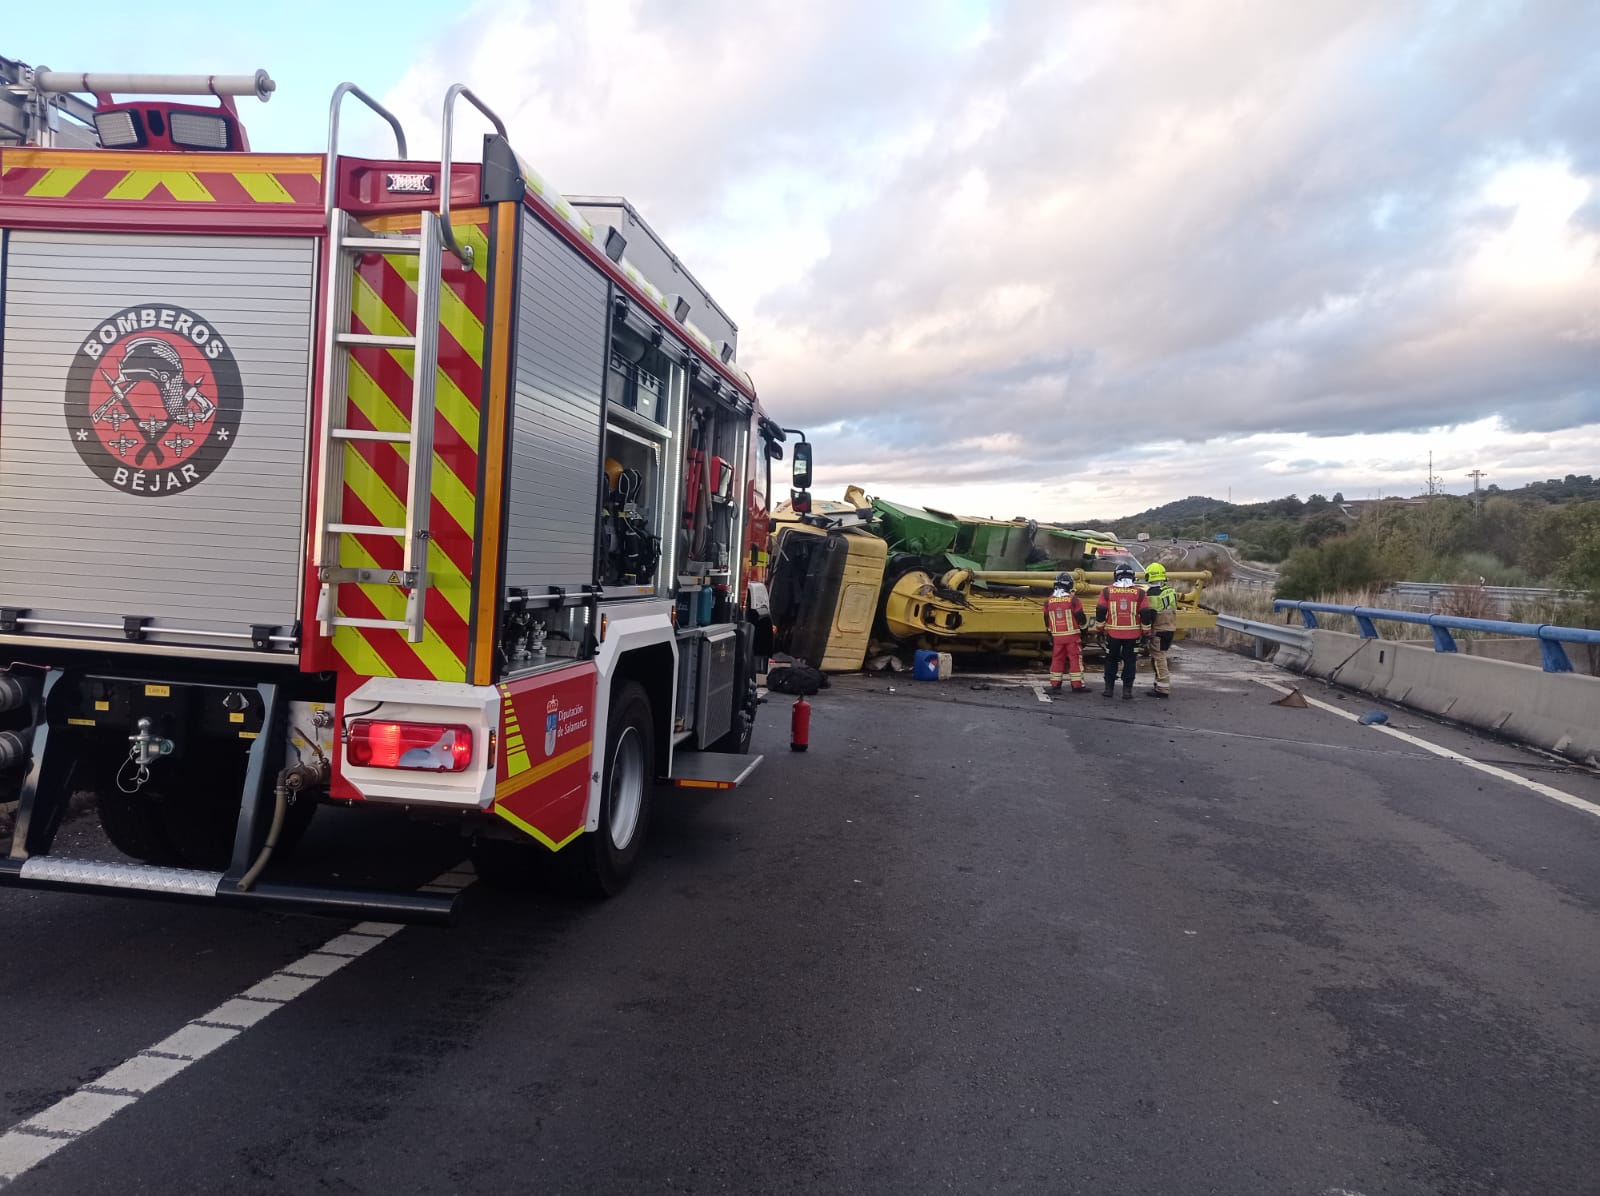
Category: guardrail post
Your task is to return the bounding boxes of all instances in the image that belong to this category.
[1272,597,1598,673]
[1538,631,1573,673]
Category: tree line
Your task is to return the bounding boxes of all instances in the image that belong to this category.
[1089,475,1600,606]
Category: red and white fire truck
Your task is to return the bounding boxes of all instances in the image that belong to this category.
[0,56,812,923]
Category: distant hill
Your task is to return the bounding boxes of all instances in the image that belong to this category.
[1083,495,1228,528]
[1077,474,1600,564]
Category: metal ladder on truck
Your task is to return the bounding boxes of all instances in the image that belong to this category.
[312,84,508,643]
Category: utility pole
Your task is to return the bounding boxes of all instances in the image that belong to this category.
[1467,468,1487,507]
[1426,452,1443,496]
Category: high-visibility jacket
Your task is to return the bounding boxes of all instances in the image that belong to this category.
[1043,592,1086,637]
[1147,582,1179,631]
[1096,583,1151,639]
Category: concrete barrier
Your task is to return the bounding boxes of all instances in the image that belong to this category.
[1290,630,1600,764]
[1456,636,1600,676]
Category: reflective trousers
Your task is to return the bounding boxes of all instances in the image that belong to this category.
[1149,630,1174,692]
[1049,635,1083,686]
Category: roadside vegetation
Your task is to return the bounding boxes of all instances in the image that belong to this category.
[1090,476,1600,623]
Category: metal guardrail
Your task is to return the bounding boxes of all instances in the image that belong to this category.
[1385,581,1574,615]
[1215,613,1310,651]
[1273,600,1600,674]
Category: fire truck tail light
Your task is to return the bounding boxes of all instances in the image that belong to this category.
[168,111,231,149]
[346,720,473,773]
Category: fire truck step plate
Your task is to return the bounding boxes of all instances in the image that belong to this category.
[336,332,418,350]
[342,235,424,255]
[668,752,764,790]
[331,428,413,444]
[0,858,460,925]
[17,857,222,897]
[330,616,411,631]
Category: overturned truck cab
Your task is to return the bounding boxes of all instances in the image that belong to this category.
[0,59,807,922]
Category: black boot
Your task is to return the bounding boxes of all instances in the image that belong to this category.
[1122,681,1134,701]
[1103,678,1114,698]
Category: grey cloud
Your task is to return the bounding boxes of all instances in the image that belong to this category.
[392,0,1600,509]
[753,0,1600,463]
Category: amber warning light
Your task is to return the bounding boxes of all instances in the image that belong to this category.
[346,720,474,772]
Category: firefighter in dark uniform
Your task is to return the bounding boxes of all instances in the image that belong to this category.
[1042,572,1088,693]
[1143,562,1178,698]
[1095,562,1154,700]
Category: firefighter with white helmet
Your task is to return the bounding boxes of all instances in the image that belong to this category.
[1042,571,1089,694]
[1143,562,1178,698]
[1095,562,1154,700]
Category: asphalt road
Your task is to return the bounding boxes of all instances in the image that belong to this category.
[2,646,1598,1195]
[1130,538,1279,586]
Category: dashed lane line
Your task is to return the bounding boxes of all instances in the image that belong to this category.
[0,863,474,1186]
[1251,677,1600,821]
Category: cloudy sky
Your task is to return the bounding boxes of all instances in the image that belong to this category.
[15,1,1600,520]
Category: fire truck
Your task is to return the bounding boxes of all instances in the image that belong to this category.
[0,56,812,923]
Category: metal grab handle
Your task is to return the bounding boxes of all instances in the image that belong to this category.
[438,83,508,269]
[324,82,408,219]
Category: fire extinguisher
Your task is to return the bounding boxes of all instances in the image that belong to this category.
[790,695,810,752]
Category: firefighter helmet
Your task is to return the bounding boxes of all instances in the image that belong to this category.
[117,338,187,415]
[1114,563,1137,584]
[1144,562,1167,582]
[1053,572,1074,591]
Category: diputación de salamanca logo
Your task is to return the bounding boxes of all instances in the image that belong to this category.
[66,305,244,496]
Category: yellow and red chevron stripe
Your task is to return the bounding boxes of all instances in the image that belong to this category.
[327,209,490,684]
[491,663,597,851]
[0,150,323,231]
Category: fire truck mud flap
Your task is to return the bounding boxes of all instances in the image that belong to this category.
[667,752,763,790]
[0,857,461,926]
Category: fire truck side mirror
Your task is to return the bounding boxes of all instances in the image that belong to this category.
[792,490,813,515]
[791,442,813,489]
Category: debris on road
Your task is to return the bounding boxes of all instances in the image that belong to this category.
[768,664,828,694]
[1272,688,1309,708]
[1358,710,1390,725]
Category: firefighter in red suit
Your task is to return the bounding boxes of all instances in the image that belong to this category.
[1042,572,1089,694]
[1095,562,1155,700]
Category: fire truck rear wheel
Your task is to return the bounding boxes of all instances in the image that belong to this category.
[95,789,183,866]
[156,748,321,869]
[92,749,317,871]
[580,680,654,896]
[470,681,654,897]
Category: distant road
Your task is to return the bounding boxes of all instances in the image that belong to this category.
[1129,538,1278,587]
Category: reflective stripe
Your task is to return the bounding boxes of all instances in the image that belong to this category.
[1102,587,1144,632]
[1044,595,1081,636]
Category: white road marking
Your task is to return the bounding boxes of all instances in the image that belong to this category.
[1251,678,1600,820]
[0,861,476,1186]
